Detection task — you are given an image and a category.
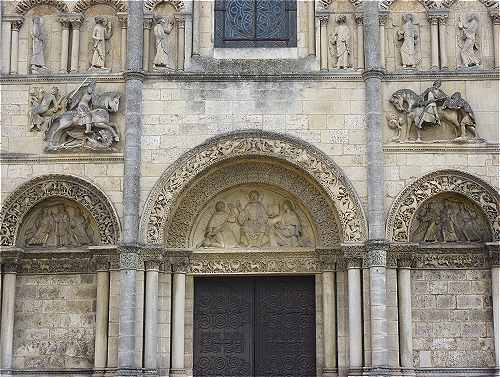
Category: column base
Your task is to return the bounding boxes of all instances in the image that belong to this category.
[323,367,338,376]
[169,368,186,377]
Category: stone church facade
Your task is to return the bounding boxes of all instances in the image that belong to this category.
[0,0,499,376]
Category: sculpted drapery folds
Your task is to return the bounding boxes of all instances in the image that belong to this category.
[397,13,418,68]
[90,16,113,71]
[31,16,49,74]
[153,16,175,71]
[458,13,481,67]
[330,15,351,69]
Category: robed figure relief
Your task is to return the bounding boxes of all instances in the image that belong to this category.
[90,16,113,71]
[397,14,418,68]
[458,14,481,67]
[153,16,176,71]
[31,17,49,74]
[198,190,312,249]
[330,15,351,69]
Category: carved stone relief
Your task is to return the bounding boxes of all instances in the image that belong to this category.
[410,193,491,243]
[457,13,481,67]
[89,16,113,72]
[18,198,97,248]
[153,16,176,71]
[0,175,120,247]
[142,132,366,245]
[192,186,315,249]
[31,16,49,74]
[397,13,419,69]
[388,80,481,143]
[29,79,121,152]
[329,15,352,69]
[387,170,499,242]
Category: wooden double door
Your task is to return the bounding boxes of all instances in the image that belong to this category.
[193,276,316,377]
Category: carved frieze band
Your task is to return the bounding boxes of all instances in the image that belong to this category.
[141,132,368,245]
[0,175,120,247]
[387,170,500,243]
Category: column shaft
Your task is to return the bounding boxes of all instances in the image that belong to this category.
[177,18,186,71]
[319,16,329,71]
[347,266,363,368]
[10,28,19,74]
[143,23,151,72]
[493,20,500,68]
[430,18,439,69]
[438,18,448,69]
[2,22,12,74]
[144,264,159,369]
[171,272,186,372]
[356,18,364,70]
[59,22,70,72]
[70,26,81,72]
[95,270,110,369]
[492,266,500,367]
[0,272,16,369]
[398,268,413,368]
[379,21,386,68]
[323,271,336,372]
[192,0,200,55]
[307,0,315,56]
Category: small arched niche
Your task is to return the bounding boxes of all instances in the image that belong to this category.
[190,184,316,250]
[409,192,492,244]
[17,197,98,249]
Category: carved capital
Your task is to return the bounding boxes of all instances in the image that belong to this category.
[175,16,186,29]
[366,240,389,268]
[57,16,71,29]
[124,70,145,81]
[427,15,439,25]
[397,254,415,268]
[379,11,389,26]
[486,242,500,267]
[144,15,154,30]
[345,257,362,269]
[319,15,330,26]
[144,260,160,271]
[94,255,110,271]
[68,14,84,29]
[354,13,363,25]
[118,12,128,28]
[3,259,19,273]
[489,9,500,24]
[170,251,191,273]
[11,18,25,31]
[320,253,336,271]
[119,245,141,270]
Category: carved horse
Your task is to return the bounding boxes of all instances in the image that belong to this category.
[389,89,479,143]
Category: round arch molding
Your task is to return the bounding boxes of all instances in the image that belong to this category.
[15,0,69,15]
[72,0,127,13]
[0,174,121,247]
[140,131,368,245]
[386,170,500,242]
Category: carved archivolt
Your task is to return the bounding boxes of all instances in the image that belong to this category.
[144,0,184,12]
[15,0,69,14]
[387,170,500,242]
[72,0,127,13]
[0,175,120,247]
[141,131,367,245]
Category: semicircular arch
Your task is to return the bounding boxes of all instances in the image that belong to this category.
[0,174,121,247]
[72,0,127,13]
[15,0,69,15]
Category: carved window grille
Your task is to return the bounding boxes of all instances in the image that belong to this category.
[214,0,297,48]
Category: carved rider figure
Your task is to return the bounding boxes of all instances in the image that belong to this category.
[397,14,418,68]
[419,80,448,127]
[76,81,96,134]
[458,14,480,67]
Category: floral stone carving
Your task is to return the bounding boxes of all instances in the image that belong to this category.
[387,170,499,242]
[29,79,121,152]
[194,186,315,249]
[389,80,481,143]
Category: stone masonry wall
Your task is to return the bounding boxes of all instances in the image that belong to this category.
[411,269,495,368]
[13,274,97,369]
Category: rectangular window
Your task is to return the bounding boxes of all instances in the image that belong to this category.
[215,0,297,48]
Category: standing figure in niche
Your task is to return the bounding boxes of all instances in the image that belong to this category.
[90,17,112,70]
[330,15,351,69]
[397,14,418,68]
[31,17,48,73]
[153,16,176,70]
[458,14,480,67]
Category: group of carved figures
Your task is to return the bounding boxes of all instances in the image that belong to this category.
[27,14,176,73]
[29,79,121,151]
[199,191,311,249]
[388,80,480,143]
[327,12,481,70]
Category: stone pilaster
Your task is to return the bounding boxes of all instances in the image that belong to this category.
[379,11,388,69]
[9,17,24,75]
[118,12,128,71]
[438,13,449,69]
[307,0,316,56]
[346,256,363,370]
[487,242,500,368]
[176,16,186,71]
[489,9,500,68]
[144,259,161,369]
[0,259,18,369]
[57,16,71,73]
[69,14,84,73]
[143,15,153,72]
[321,254,337,376]
[427,14,440,70]
[319,14,330,71]
[397,253,415,370]
[355,14,364,70]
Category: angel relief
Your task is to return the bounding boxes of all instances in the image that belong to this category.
[29,78,121,152]
[194,189,315,249]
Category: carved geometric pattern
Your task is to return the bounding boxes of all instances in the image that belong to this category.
[387,170,499,242]
[141,131,367,245]
[73,0,127,13]
[15,0,69,14]
[0,175,120,247]
[144,0,184,12]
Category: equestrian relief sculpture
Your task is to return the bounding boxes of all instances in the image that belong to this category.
[388,81,481,143]
[29,79,121,152]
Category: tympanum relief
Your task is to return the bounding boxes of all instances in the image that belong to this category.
[89,16,113,72]
[193,187,314,249]
[31,16,49,74]
[458,14,481,67]
[329,15,352,69]
[153,16,176,71]
[410,194,491,243]
[388,80,481,143]
[19,199,96,248]
[397,13,419,69]
[29,79,121,152]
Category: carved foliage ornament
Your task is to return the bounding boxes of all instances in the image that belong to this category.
[15,0,69,14]
[144,0,184,12]
[387,170,499,242]
[0,175,120,247]
[141,132,367,245]
[73,0,127,13]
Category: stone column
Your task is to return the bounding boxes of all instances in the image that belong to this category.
[58,17,70,72]
[170,256,189,376]
[176,16,186,71]
[95,257,110,369]
[0,261,17,369]
[355,14,364,70]
[192,0,200,56]
[319,15,330,71]
[322,256,337,376]
[9,18,23,75]
[308,0,316,56]
[379,12,388,69]
[347,258,363,369]
[2,18,13,74]
[438,15,448,69]
[489,10,500,68]
[428,15,439,70]
[397,256,414,369]
[144,260,160,369]
[143,15,153,72]
[488,245,500,368]
[118,12,128,71]
[70,15,83,73]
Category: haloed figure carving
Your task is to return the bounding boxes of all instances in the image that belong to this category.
[153,16,176,71]
[458,14,481,67]
[31,17,49,74]
[330,15,351,69]
[397,13,418,68]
